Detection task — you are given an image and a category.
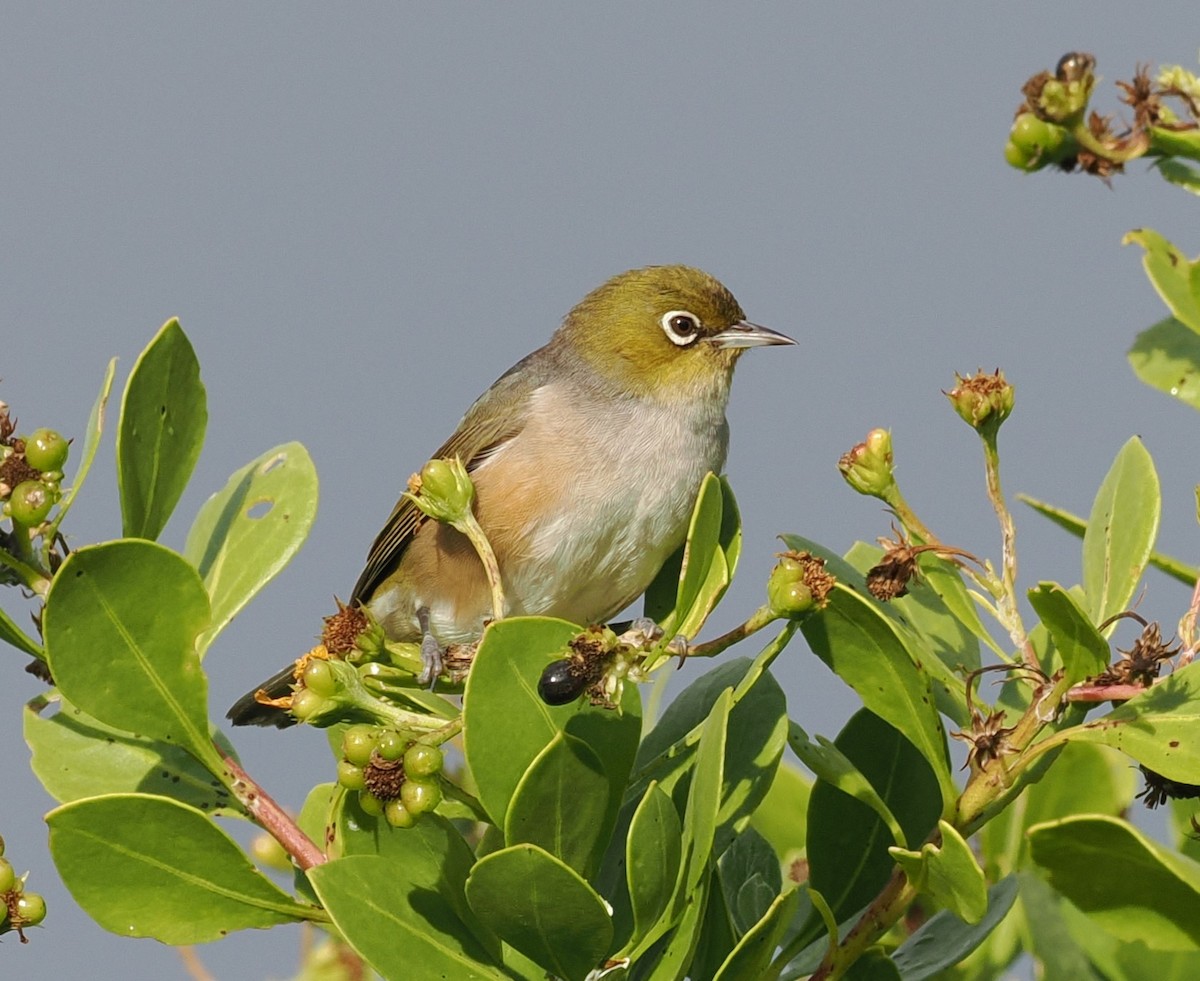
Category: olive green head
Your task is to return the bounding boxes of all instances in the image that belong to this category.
[554,265,794,400]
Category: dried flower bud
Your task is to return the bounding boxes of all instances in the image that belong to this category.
[945,370,1014,438]
[322,601,369,655]
[838,429,895,499]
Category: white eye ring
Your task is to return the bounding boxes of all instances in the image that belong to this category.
[661,310,702,346]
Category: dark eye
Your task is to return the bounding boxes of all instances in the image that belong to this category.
[661,310,701,346]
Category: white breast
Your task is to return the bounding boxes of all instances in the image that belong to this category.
[487,382,730,625]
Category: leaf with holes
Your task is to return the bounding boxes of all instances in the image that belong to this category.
[184,442,318,653]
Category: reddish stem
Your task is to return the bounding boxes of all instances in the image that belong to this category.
[219,747,326,870]
[1066,682,1151,703]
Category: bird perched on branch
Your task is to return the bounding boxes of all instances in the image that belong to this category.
[227,265,793,727]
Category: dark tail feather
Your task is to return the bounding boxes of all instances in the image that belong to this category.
[226,665,299,728]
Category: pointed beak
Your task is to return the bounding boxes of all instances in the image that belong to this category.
[710,320,796,350]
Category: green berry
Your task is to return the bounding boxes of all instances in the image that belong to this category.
[403,743,444,778]
[384,799,417,829]
[400,777,442,815]
[14,893,46,926]
[0,857,14,893]
[336,760,366,791]
[301,658,338,697]
[8,481,53,526]
[357,791,384,817]
[24,429,69,472]
[376,729,407,761]
[289,687,326,721]
[342,725,378,767]
[768,578,815,619]
[249,833,292,872]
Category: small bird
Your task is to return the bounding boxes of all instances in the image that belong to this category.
[227,265,793,727]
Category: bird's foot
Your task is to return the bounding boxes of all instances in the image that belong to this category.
[417,632,445,688]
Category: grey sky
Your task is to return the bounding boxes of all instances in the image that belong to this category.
[3,5,1198,978]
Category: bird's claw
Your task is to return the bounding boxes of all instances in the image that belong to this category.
[417,632,444,688]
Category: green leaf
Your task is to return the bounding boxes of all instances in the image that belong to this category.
[465,844,613,981]
[42,540,220,772]
[631,646,789,851]
[1027,582,1110,684]
[626,782,684,949]
[1019,492,1198,586]
[1150,126,1200,163]
[1066,659,1200,782]
[1129,316,1200,412]
[889,820,987,925]
[717,826,782,934]
[48,793,309,943]
[789,722,907,848]
[890,875,1018,980]
[1029,814,1200,950]
[505,732,609,876]
[800,584,955,806]
[183,442,318,654]
[714,888,801,981]
[310,854,510,981]
[643,872,710,981]
[1125,228,1200,334]
[0,604,41,656]
[645,473,740,643]
[49,356,117,536]
[749,761,812,864]
[806,710,942,925]
[1082,437,1160,625]
[462,616,641,828]
[24,696,242,815]
[1157,159,1200,196]
[1018,872,1102,981]
[681,687,730,898]
[845,951,903,980]
[116,318,208,540]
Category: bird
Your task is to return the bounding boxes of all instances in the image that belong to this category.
[227,265,793,727]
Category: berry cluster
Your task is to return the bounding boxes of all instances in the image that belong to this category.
[337,725,444,829]
[0,839,47,942]
[0,413,69,531]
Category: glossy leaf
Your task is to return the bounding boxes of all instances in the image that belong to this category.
[42,540,220,772]
[890,875,1018,980]
[1082,437,1159,625]
[1029,814,1200,950]
[626,782,683,948]
[505,731,609,876]
[117,318,207,540]
[24,696,242,816]
[807,710,942,925]
[680,687,730,900]
[184,441,318,653]
[50,356,116,535]
[1019,492,1198,585]
[644,872,710,981]
[1066,659,1200,782]
[717,825,782,935]
[310,854,509,981]
[463,616,640,828]
[789,722,907,848]
[1027,582,1110,684]
[889,820,986,925]
[1018,872,1100,981]
[1129,316,1200,412]
[48,793,308,943]
[465,843,612,981]
[645,473,740,645]
[800,584,955,806]
[1124,228,1200,334]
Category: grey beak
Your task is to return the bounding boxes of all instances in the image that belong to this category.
[710,319,796,350]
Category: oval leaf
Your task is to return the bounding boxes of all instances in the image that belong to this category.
[465,843,613,981]
[463,616,640,828]
[626,782,683,947]
[184,442,319,653]
[1124,229,1200,335]
[1129,316,1200,412]
[1082,437,1160,625]
[117,318,207,540]
[309,854,509,981]
[1027,582,1110,684]
[800,584,955,806]
[42,540,219,771]
[505,732,610,876]
[48,793,308,943]
[1029,814,1200,951]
